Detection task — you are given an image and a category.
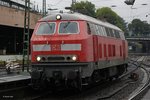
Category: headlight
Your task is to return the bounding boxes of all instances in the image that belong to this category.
[72,55,77,61]
[36,56,41,61]
[56,14,62,20]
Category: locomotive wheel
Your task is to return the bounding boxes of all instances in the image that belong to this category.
[76,72,82,91]
[92,71,101,83]
[77,79,82,91]
[31,79,40,90]
[117,65,126,76]
[31,73,47,90]
[32,79,47,90]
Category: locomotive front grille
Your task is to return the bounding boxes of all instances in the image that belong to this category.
[48,56,65,61]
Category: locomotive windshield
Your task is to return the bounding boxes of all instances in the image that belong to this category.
[36,22,55,35]
[59,22,79,34]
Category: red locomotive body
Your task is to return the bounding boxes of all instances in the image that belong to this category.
[30,12,128,90]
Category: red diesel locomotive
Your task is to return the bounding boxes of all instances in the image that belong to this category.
[30,12,128,90]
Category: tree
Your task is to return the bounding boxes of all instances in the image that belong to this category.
[96,7,118,24]
[96,7,128,36]
[128,19,150,36]
[72,1,96,18]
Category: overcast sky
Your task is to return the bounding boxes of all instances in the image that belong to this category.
[31,0,150,24]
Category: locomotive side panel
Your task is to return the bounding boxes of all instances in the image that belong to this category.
[87,21,128,70]
[91,36,127,69]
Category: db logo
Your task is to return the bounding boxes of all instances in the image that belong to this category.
[51,44,60,51]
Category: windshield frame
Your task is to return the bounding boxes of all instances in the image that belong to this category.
[58,21,80,35]
[35,22,56,35]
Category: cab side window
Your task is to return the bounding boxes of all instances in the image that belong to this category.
[87,23,91,34]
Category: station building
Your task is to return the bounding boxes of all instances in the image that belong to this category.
[0,0,42,55]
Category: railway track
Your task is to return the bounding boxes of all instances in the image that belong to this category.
[94,56,144,100]
[0,79,30,100]
[126,56,150,100]
[127,66,150,100]
[1,56,150,100]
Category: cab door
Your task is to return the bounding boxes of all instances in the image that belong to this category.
[122,40,126,60]
[93,36,99,61]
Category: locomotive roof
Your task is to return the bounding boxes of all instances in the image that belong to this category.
[39,12,122,31]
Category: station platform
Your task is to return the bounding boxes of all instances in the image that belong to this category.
[0,71,31,84]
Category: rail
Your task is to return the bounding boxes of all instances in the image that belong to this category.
[127,65,150,100]
[97,56,149,100]
[127,56,150,100]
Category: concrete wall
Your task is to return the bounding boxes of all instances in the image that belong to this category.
[0,5,42,29]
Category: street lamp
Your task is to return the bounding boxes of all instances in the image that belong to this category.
[141,4,147,6]
[146,14,150,17]
[124,0,135,5]
[111,5,117,8]
[48,8,58,10]
[48,8,58,14]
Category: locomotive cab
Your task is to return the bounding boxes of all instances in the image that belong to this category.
[31,15,93,63]
[30,13,95,89]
